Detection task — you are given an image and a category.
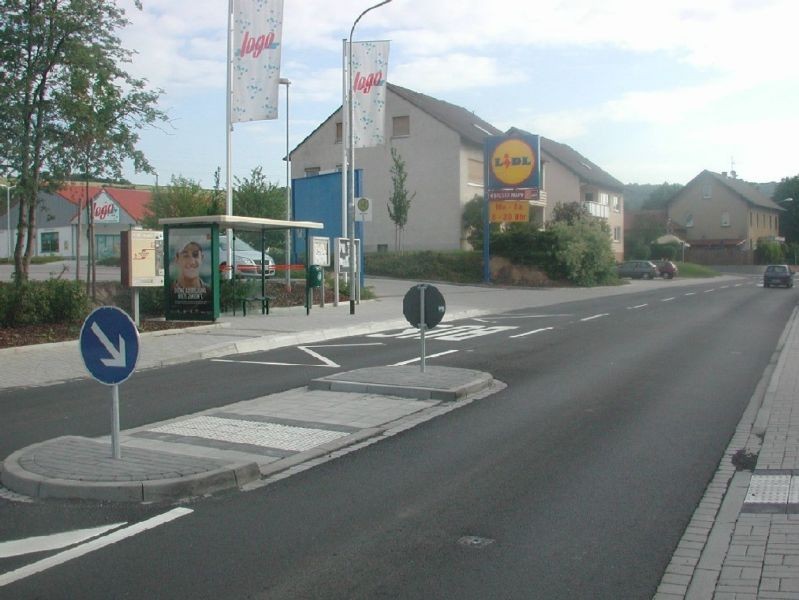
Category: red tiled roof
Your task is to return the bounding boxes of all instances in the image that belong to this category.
[58,185,152,222]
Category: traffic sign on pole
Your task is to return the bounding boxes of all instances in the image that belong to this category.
[80,307,140,385]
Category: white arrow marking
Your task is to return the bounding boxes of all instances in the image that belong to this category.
[90,322,126,367]
[0,522,126,558]
[0,508,192,588]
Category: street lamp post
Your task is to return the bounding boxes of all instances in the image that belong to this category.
[1,182,15,259]
[347,0,392,315]
[280,77,292,291]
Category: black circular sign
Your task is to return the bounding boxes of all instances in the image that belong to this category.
[403,284,446,329]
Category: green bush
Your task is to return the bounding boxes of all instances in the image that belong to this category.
[0,280,90,326]
[544,221,618,285]
[755,240,783,264]
[365,251,483,283]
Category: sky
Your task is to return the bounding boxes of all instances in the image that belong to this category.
[117,0,799,189]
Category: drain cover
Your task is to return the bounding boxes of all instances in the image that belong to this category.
[458,535,495,548]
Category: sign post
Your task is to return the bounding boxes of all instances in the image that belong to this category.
[402,284,446,372]
[79,307,140,459]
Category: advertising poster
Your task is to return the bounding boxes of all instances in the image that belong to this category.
[166,227,216,319]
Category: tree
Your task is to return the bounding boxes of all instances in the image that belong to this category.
[775,175,799,245]
[387,147,415,251]
[141,176,216,228]
[0,0,162,283]
[551,201,590,225]
[641,183,683,210]
[233,167,286,248]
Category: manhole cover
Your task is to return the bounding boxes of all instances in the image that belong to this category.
[458,535,495,548]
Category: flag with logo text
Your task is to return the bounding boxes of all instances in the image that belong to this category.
[231,0,284,123]
[348,41,390,148]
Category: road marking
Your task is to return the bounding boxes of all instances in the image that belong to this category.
[580,313,609,322]
[704,289,715,293]
[684,292,696,296]
[509,327,554,339]
[474,314,572,323]
[210,343,384,369]
[369,324,516,341]
[720,285,730,289]
[392,350,459,366]
[661,297,675,302]
[627,304,648,310]
[0,508,192,588]
[0,523,127,559]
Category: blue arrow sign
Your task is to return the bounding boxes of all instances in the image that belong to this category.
[80,307,140,385]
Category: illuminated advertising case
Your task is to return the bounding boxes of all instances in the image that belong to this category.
[484,134,541,223]
[121,230,164,287]
[165,225,219,321]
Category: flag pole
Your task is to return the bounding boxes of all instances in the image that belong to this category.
[225,0,234,276]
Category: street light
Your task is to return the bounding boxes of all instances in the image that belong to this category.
[0,182,15,259]
[347,0,392,315]
[280,77,292,291]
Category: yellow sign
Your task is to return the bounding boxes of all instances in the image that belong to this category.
[490,201,529,223]
[490,139,536,186]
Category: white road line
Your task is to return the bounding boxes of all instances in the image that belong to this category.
[212,359,333,367]
[627,304,648,310]
[0,508,192,588]
[509,327,554,339]
[684,292,696,296]
[391,350,459,366]
[661,297,675,302]
[580,313,609,322]
[0,523,127,559]
[297,346,339,367]
[704,289,715,293]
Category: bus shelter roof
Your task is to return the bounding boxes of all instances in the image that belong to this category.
[158,215,324,231]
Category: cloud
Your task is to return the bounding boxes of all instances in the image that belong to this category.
[391,54,526,93]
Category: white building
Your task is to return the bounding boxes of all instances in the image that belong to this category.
[290,84,626,260]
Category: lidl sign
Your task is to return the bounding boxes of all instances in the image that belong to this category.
[484,134,540,222]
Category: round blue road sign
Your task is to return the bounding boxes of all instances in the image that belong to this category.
[79,306,140,385]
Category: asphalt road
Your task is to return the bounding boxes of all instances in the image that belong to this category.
[1,276,795,599]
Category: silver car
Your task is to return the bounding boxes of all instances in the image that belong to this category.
[219,235,276,278]
[617,260,658,280]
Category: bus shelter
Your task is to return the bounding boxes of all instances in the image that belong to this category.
[159,215,323,321]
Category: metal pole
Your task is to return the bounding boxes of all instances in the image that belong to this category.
[419,285,427,372]
[225,0,234,279]
[111,384,121,459]
[280,78,292,291]
[347,0,393,316]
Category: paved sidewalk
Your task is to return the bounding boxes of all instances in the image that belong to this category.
[655,306,799,599]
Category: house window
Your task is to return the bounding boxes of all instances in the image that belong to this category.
[41,231,59,253]
[584,192,594,203]
[702,184,712,198]
[392,116,410,137]
[467,159,483,186]
[599,192,609,206]
[612,196,620,212]
[304,167,321,177]
[685,212,694,228]
[721,211,730,227]
[335,122,343,144]
[613,226,621,242]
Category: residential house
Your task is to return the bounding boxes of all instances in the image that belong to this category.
[666,170,783,263]
[1,185,151,259]
[289,84,626,261]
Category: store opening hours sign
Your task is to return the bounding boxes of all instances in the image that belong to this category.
[490,201,529,223]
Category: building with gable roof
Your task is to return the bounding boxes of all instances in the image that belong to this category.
[0,185,151,259]
[666,170,783,258]
[289,83,626,260]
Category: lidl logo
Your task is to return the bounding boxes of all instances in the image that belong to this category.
[490,139,536,186]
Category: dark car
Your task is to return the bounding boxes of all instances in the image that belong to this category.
[657,260,678,279]
[763,264,794,288]
[617,260,659,279]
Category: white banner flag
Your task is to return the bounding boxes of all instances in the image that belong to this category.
[349,41,390,148]
[231,0,284,123]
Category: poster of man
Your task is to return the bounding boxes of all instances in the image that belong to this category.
[168,227,214,317]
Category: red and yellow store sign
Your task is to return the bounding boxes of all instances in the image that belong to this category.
[484,134,540,223]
